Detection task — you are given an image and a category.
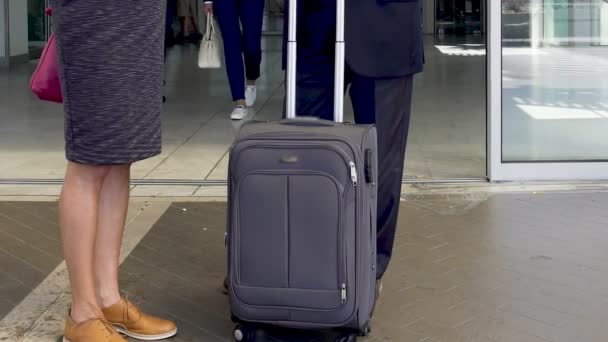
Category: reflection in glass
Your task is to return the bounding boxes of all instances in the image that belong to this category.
[402,0,487,179]
[437,0,483,34]
[502,0,608,162]
[28,0,49,59]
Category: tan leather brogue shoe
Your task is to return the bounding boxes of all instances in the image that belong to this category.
[63,314,127,342]
[102,298,177,340]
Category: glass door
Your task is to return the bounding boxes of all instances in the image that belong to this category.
[436,0,483,34]
[27,0,49,59]
[262,0,283,36]
[400,0,487,180]
[436,0,457,34]
[489,0,608,180]
[591,0,608,46]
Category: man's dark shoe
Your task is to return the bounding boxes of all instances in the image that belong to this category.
[371,279,382,316]
[186,32,202,44]
[175,33,185,45]
[222,277,229,295]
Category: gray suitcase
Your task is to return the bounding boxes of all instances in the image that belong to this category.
[227,0,378,338]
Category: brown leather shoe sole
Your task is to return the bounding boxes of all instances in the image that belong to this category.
[113,325,178,341]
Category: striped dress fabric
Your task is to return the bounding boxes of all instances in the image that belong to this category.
[51,0,166,165]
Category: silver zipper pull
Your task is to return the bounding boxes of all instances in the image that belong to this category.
[349,162,358,187]
[341,283,347,303]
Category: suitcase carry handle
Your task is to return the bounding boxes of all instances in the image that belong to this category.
[279,117,336,127]
[285,0,346,123]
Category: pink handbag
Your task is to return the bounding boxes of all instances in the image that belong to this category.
[30,9,63,103]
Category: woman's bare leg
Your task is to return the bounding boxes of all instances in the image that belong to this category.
[59,162,111,322]
[94,164,131,308]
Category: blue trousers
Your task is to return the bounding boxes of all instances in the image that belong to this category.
[215,0,265,101]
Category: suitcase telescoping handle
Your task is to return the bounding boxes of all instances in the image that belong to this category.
[285,0,346,123]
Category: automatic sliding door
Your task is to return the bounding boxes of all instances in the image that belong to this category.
[404,0,487,180]
[489,0,608,180]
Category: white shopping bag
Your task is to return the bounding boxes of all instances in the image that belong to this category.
[198,14,222,69]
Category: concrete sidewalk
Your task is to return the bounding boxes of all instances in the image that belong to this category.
[2,191,608,341]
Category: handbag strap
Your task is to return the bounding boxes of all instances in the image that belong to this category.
[205,13,215,41]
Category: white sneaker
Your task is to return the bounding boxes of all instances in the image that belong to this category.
[245,85,257,107]
[230,105,248,120]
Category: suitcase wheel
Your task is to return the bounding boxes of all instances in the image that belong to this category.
[359,324,371,337]
[233,324,253,342]
[336,333,357,342]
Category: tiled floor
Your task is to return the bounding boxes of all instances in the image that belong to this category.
[0,34,487,182]
[0,202,62,319]
[3,191,608,341]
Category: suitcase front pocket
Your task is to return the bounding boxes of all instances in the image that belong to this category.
[233,170,350,311]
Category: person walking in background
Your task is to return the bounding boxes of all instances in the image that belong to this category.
[283,0,424,296]
[50,1,176,341]
[204,0,265,120]
[164,0,177,103]
[165,0,177,51]
[177,0,202,43]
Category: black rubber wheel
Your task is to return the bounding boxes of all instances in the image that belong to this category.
[233,324,250,342]
[336,333,357,342]
[359,324,371,337]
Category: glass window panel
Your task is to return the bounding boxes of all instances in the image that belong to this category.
[502,0,608,162]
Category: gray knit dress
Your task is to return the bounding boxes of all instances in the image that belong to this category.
[51,0,166,165]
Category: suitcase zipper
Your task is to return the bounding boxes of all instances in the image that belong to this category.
[234,168,348,308]
[339,168,356,305]
[231,141,359,189]
[349,161,358,187]
[231,141,353,171]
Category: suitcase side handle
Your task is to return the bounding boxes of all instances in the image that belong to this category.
[365,149,375,183]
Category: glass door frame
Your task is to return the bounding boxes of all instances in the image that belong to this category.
[487,0,608,181]
[45,0,51,40]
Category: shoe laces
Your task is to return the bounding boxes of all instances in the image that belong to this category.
[96,319,119,339]
[121,295,143,323]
